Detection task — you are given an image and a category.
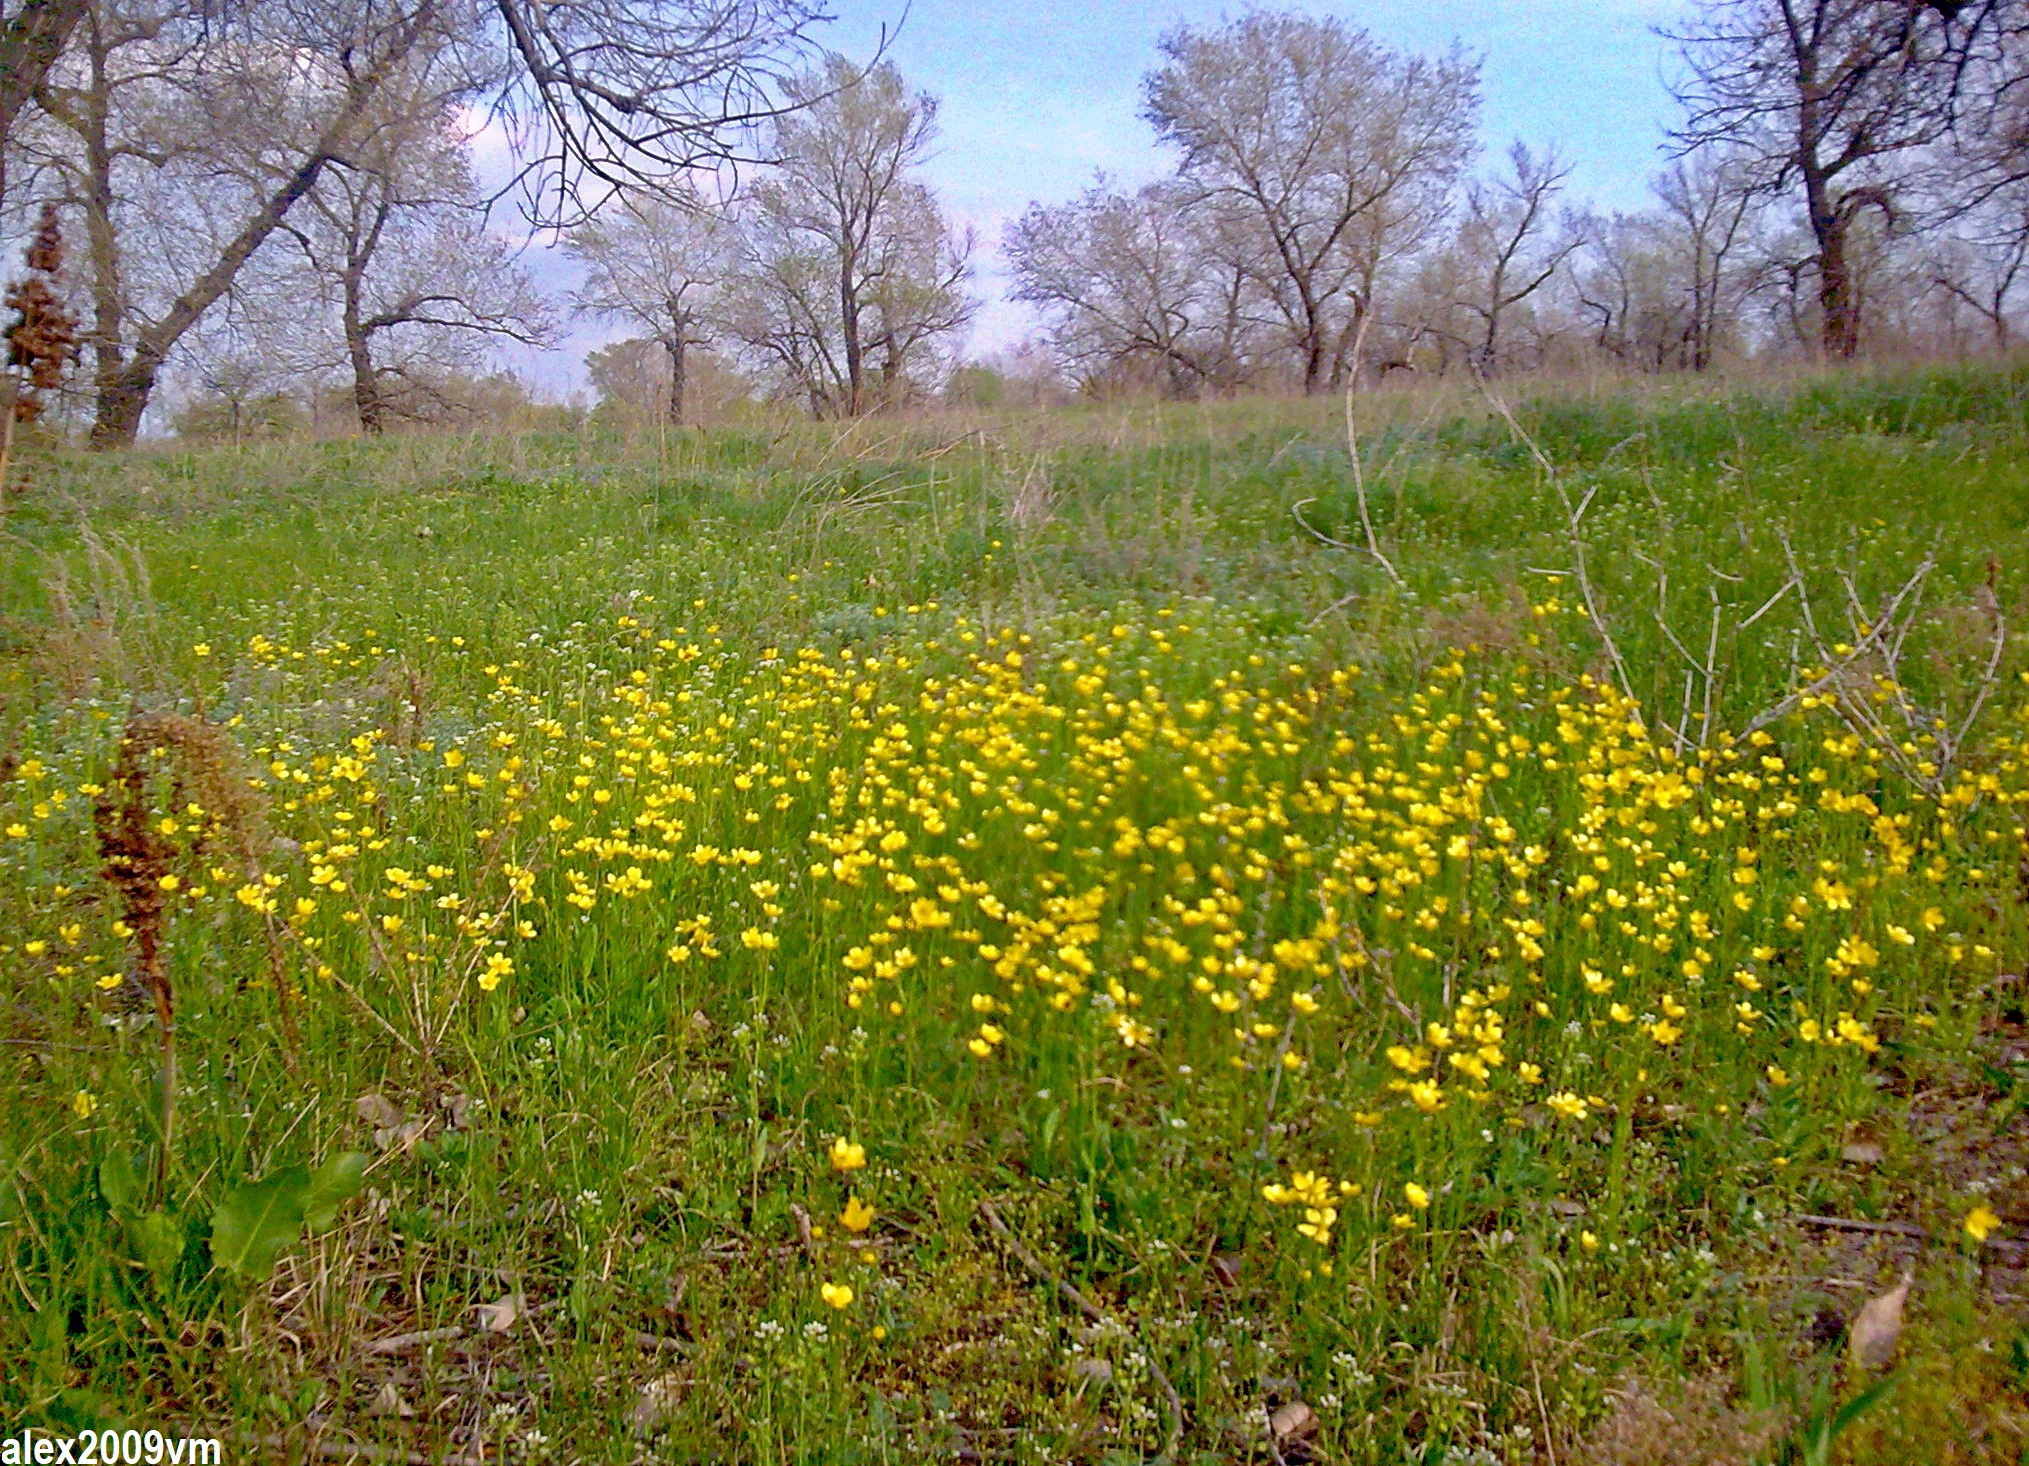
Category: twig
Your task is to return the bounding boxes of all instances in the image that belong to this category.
[1529,1350,1559,1466]
[361,1325,463,1355]
[1702,585,1723,746]
[1795,1213,2026,1258]
[633,1330,695,1354]
[1738,576,1797,630]
[1255,1011,1300,1163]
[1291,496,1403,591]
[977,1200,1185,1462]
[1794,1214,1927,1239]
[1946,566,2007,774]
[1739,540,1937,750]
[1340,374,1406,589]
[1477,380,1637,710]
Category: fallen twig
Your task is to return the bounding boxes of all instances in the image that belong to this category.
[633,1330,694,1354]
[361,1325,462,1355]
[1795,1214,1927,1239]
[1795,1213,2026,1258]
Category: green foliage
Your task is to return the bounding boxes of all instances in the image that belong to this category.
[0,364,2023,1459]
[209,1154,367,1281]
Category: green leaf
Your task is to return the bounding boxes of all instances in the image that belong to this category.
[210,1167,311,1280]
[127,1209,184,1279]
[302,1152,368,1233]
[98,1152,142,1218]
[1826,1369,1898,1439]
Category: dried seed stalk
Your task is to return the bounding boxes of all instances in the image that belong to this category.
[0,203,79,499]
[93,709,261,1196]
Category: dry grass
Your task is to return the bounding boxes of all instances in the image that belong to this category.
[1571,1374,1786,1466]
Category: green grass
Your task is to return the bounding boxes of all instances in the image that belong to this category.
[1,364,2026,1464]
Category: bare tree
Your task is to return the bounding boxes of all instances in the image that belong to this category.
[1451,141,1583,373]
[723,54,972,415]
[584,334,747,421]
[1655,151,1759,369]
[23,0,190,444]
[21,0,827,447]
[282,109,554,432]
[1922,180,2029,346]
[0,0,92,213]
[1571,208,1692,369]
[566,186,731,425]
[1669,0,1964,358]
[1007,177,1250,396]
[1142,11,1479,393]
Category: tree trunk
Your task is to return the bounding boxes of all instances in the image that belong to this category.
[340,235,383,433]
[84,16,414,447]
[1299,304,1327,394]
[90,362,153,447]
[0,0,90,214]
[663,328,686,426]
[1795,49,1861,361]
[347,324,383,434]
[89,146,338,447]
[1814,207,1860,358]
[80,24,125,417]
[839,261,863,416]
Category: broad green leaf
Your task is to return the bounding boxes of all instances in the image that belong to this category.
[98,1152,142,1218]
[302,1152,368,1232]
[210,1167,310,1280]
[127,1210,184,1279]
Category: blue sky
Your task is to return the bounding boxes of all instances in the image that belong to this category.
[512,1,1691,393]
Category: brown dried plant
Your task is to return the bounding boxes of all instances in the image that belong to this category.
[0,202,80,498]
[94,709,263,1196]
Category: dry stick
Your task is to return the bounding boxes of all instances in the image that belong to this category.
[1702,586,1724,746]
[1840,559,1938,757]
[1737,575,1798,630]
[0,408,15,518]
[1785,541,1943,792]
[1478,382,1638,711]
[1739,541,1938,743]
[1528,1349,1559,1466]
[1255,1010,1301,1164]
[1339,371,1406,590]
[976,1200,1184,1463]
[362,1325,463,1355]
[1632,551,1707,754]
[1794,1214,1927,1239]
[1947,570,2008,775]
[1796,1213,2027,1259]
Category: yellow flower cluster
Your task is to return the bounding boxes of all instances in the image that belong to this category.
[3,599,2017,1261]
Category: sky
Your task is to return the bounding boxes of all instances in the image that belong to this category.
[504,0,1691,397]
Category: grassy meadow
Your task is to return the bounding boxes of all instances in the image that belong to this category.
[0,366,2026,1463]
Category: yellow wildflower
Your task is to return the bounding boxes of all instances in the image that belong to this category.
[1964,1205,2003,1243]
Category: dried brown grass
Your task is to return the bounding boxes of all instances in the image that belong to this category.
[1569,1374,1786,1466]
